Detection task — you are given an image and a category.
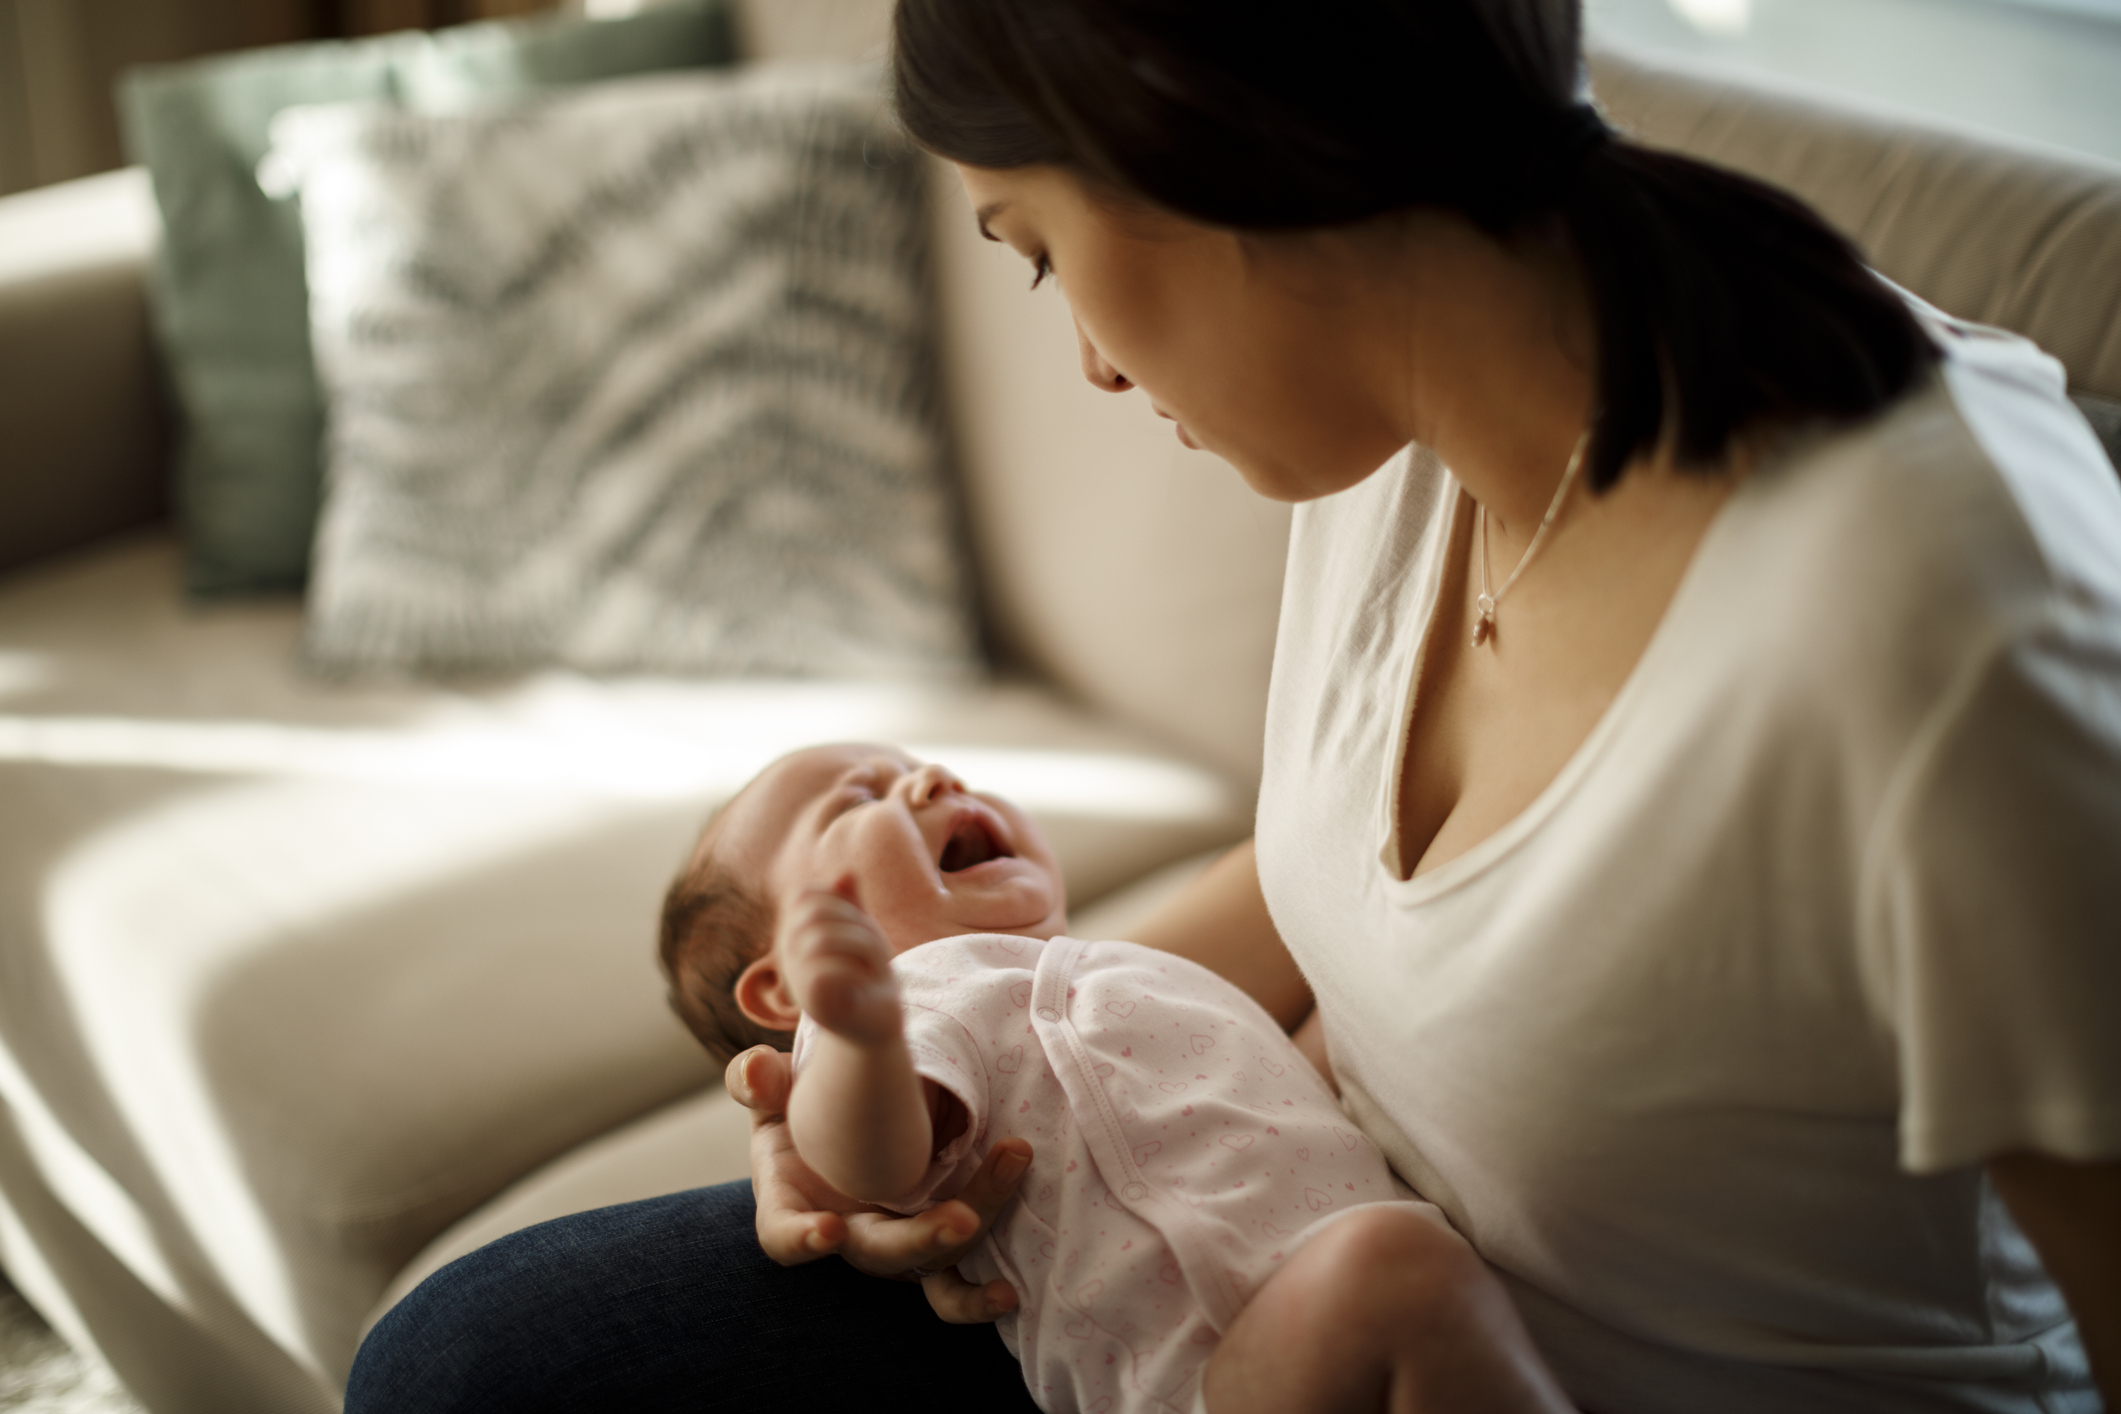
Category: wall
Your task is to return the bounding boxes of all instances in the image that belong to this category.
[0,0,560,199]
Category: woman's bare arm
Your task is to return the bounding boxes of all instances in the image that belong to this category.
[1129,839,1314,1030]
[1990,1152,2121,1404]
[1291,1008,1337,1093]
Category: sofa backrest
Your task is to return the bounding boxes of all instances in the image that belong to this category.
[1591,44,2121,403]
[742,0,1293,789]
[0,168,168,577]
[5,10,2114,781]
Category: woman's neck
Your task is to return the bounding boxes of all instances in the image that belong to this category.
[1356,214,1607,557]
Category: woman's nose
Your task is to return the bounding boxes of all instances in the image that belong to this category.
[1075,320,1132,393]
[903,763,964,807]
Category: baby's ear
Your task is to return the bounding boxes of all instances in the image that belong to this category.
[733,954,802,1033]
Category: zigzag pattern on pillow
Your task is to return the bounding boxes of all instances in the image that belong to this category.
[277,65,980,678]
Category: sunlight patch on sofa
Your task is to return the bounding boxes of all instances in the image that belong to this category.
[0,653,52,702]
[0,715,1237,821]
[38,780,647,1374]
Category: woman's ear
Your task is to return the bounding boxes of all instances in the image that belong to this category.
[734,953,802,1033]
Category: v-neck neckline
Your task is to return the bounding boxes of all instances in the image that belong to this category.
[1374,465,1755,902]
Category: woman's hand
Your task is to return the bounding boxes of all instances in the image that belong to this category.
[726,1044,1032,1324]
[1991,1151,2121,1404]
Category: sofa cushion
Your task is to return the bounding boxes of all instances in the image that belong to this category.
[0,535,1248,1402]
[117,0,737,598]
[0,170,168,580]
[272,64,976,680]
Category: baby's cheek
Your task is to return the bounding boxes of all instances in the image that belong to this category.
[871,891,956,953]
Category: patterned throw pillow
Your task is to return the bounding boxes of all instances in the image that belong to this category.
[272,65,981,679]
[120,1,737,597]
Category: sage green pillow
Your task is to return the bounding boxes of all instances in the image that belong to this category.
[119,1,736,596]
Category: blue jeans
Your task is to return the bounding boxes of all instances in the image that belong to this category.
[346,1180,1039,1413]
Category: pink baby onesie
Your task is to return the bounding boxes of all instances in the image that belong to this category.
[792,934,1436,1414]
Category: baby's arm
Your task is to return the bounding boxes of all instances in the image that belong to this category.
[781,885,942,1206]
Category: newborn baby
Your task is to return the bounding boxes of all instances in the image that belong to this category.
[659,744,1448,1414]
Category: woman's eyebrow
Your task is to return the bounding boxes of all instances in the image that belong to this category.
[974,202,1007,242]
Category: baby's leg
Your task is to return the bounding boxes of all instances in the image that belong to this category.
[1199,1205,1573,1414]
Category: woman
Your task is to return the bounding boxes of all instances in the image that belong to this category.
[347,0,2121,1409]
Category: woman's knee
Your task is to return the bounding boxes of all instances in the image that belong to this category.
[347,1179,1039,1414]
[347,1182,765,1414]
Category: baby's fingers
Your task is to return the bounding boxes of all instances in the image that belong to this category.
[921,1268,1020,1325]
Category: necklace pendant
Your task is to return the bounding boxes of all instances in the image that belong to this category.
[1472,601,1496,648]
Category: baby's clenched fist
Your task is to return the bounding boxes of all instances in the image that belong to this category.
[781,884,903,1047]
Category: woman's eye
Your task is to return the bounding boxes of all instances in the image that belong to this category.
[1029,255,1053,291]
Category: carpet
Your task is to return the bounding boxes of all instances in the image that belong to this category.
[0,1274,143,1413]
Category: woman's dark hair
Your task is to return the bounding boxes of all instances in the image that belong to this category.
[892,0,1934,491]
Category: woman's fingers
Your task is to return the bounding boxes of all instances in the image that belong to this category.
[727,1045,857,1266]
[922,1269,1021,1324]
[727,1048,1035,1293]
[749,1122,845,1264]
[752,1134,849,1266]
[726,1045,792,1118]
[942,1138,1035,1253]
[839,1202,976,1275]
[909,1145,1035,1322]
[838,1139,1034,1278]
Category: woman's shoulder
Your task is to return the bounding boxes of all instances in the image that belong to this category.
[1923,308,2121,613]
[1691,312,2121,819]
[1734,315,2121,663]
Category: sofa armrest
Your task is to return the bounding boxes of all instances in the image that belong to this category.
[0,167,170,578]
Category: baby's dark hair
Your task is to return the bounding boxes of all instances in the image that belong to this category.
[658,818,792,1066]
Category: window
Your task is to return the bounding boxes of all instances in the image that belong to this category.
[1587,0,2121,165]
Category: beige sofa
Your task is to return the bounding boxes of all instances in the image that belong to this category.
[2,4,2118,1407]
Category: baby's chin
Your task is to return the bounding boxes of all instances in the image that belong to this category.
[938,860,1064,928]
[897,890,1066,949]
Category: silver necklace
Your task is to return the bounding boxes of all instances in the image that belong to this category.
[1472,431,1590,648]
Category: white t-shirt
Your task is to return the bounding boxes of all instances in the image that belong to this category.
[1255,307,2121,1414]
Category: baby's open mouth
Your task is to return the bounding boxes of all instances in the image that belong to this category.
[939,814,1012,873]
